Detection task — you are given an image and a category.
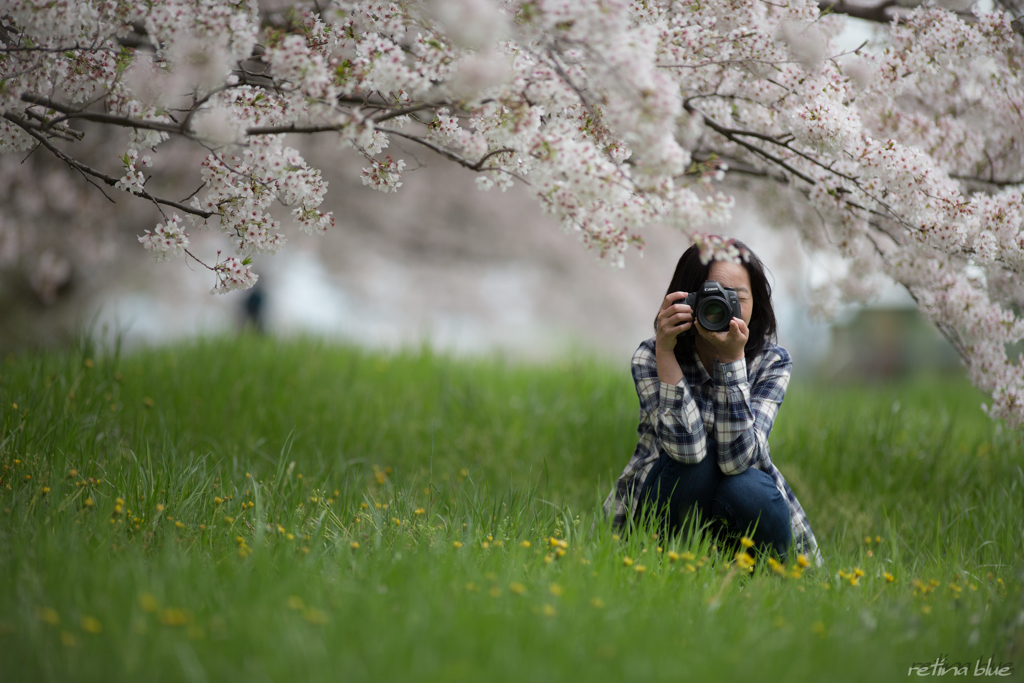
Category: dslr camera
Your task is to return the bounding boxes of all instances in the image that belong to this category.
[677,281,742,334]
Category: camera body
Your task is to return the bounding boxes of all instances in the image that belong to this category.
[677,281,742,335]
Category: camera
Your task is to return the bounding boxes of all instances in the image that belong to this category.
[676,281,742,334]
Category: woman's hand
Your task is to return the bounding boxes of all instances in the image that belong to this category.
[655,292,693,353]
[694,316,749,363]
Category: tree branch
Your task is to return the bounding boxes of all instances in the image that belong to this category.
[818,0,897,24]
[6,114,214,219]
[377,126,516,172]
[20,94,184,135]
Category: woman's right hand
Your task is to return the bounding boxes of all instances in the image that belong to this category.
[656,292,693,353]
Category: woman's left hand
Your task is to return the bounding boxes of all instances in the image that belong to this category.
[695,317,749,363]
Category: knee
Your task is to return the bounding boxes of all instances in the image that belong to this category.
[715,468,789,530]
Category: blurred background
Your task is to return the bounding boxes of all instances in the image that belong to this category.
[0,19,963,382]
[0,138,962,382]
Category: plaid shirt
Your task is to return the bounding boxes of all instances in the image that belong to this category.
[602,338,823,566]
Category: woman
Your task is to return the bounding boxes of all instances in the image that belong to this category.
[602,239,822,566]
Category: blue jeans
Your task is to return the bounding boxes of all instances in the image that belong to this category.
[637,449,792,560]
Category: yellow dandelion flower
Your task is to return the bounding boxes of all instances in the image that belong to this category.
[611,534,620,541]
[175,521,184,529]
[848,576,859,587]
[350,541,359,550]
[734,551,755,570]
[481,541,490,549]
[797,554,810,568]
[155,504,165,513]
[740,536,754,548]
[864,536,872,545]
[35,607,60,625]
[867,550,874,558]
[488,587,501,598]
[414,507,425,515]
[853,568,865,578]
[811,621,826,636]
[875,536,882,544]
[590,597,605,608]
[79,616,102,634]
[159,609,188,627]
[548,584,563,596]
[509,582,527,595]
[921,605,931,615]
[83,498,94,508]
[452,541,463,549]
[214,497,223,505]
[667,551,680,562]
[789,567,803,580]
[622,556,634,567]
[139,594,159,613]
[392,517,401,525]
[42,487,50,494]
[542,604,556,616]
[684,563,696,573]
[67,469,77,478]
[768,557,787,577]
[520,540,531,548]
[224,516,234,524]
[635,565,646,574]
[60,631,77,647]
[555,548,565,557]
[287,596,304,610]
[303,608,328,625]
[465,582,479,592]
[543,554,554,564]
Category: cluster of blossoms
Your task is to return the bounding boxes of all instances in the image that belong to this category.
[138,214,189,262]
[2,0,1024,427]
[114,149,152,196]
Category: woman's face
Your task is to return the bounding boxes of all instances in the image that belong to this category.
[707,260,753,327]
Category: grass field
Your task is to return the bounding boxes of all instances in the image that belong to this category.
[0,335,1021,682]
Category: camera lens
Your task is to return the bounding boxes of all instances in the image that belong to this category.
[702,301,727,325]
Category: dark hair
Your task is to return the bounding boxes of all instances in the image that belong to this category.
[654,239,778,367]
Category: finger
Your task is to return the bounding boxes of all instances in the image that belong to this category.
[661,292,688,311]
[732,317,749,337]
[669,310,693,325]
[659,305,692,327]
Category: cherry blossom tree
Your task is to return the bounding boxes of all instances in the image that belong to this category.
[2,0,1023,427]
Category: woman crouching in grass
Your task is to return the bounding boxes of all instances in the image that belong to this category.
[602,238,823,566]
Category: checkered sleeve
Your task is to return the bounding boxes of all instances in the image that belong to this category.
[632,342,708,464]
[711,347,792,475]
